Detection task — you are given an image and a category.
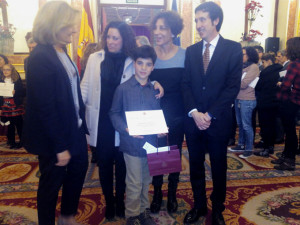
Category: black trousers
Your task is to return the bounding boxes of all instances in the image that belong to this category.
[257,107,278,148]
[186,130,227,212]
[152,120,184,187]
[96,145,126,206]
[2,115,23,144]
[280,100,300,160]
[37,127,88,225]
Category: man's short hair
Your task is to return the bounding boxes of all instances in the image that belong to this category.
[195,2,223,32]
[277,49,287,57]
[254,45,264,53]
[262,53,276,64]
[133,45,157,64]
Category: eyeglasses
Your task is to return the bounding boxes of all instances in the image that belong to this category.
[3,69,12,71]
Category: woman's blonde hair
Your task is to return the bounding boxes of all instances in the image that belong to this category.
[32,1,79,45]
[1,64,20,83]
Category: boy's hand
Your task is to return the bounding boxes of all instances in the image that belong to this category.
[154,81,164,99]
[157,133,167,138]
[126,128,144,139]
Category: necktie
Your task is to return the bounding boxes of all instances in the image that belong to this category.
[203,43,210,74]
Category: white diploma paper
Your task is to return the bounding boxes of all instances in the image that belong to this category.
[125,110,168,136]
[0,83,14,97]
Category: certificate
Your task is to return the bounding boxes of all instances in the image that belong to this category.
[0,83,14,97]
[125,110,168,135]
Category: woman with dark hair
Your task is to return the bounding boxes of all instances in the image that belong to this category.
[0,54,9,73]
[229,46,259,158]
[149,11,185,214]
[81,21,163,220]
[254,53,282,157]
[272,37,300,170]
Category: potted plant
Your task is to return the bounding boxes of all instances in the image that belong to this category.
[241,0,263,46]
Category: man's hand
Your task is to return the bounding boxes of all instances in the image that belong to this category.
[191,111,211,130]
[56,150,71,166]
[153,81,164,99]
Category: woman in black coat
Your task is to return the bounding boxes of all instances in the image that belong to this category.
[23,2,88,225]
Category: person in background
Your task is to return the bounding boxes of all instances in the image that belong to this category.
[0,54,9,74]
[24,37,37,76]
[110,45,160,225]
[136,35,150,47]
[182,2,243,224]
[254,53,282,157]
[254,45,264,71]
[149,10,185,214]
[81,21,164,220]
[275,49,289,144]
[253,45,264,148]
[23,2,88,224]
[0,64,25,149]
[228,47,259,159]
[272,37,300,171]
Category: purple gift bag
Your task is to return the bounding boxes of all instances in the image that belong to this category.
[147,145,182,176]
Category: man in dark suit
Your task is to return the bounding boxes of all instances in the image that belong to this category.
[182,2,243,225]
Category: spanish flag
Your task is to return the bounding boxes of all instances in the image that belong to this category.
[77,0,94,73]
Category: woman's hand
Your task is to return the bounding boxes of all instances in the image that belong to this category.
[154,81,164,99]
[56,150,71,166]
[12,90,15,95]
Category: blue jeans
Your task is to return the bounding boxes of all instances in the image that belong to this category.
[235,99,257,151]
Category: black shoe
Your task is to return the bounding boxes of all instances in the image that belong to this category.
[105,203,115,220]
[212,211,225,225]
[274,158,295,171]
[271,154,285,164]
[167,192,178,213]
[9,143,16,149]
[254,147,274,157]
[150,185,162,213]
[255,140,264,149]
[183,208,207,224]
[14,142,22,149]
[227,138,235,146]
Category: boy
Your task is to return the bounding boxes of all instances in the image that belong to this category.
[110,45,161,225]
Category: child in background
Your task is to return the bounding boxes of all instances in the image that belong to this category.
[0,64,25,149]
[110,45,164,225]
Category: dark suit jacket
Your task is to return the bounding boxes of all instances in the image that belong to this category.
[23,44,88,156]
[182,36,243,139]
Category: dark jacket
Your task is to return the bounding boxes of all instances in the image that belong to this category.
[255,63,282,108]
[0,76,24,107]
[182,36,243,139]
[23,44,88,156]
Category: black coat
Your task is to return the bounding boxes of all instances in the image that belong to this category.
[23,44,88,156]
[255,63,283,108]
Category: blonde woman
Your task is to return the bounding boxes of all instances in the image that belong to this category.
[23,1,88,225]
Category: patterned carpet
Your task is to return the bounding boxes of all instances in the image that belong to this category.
[0,133,300,225]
